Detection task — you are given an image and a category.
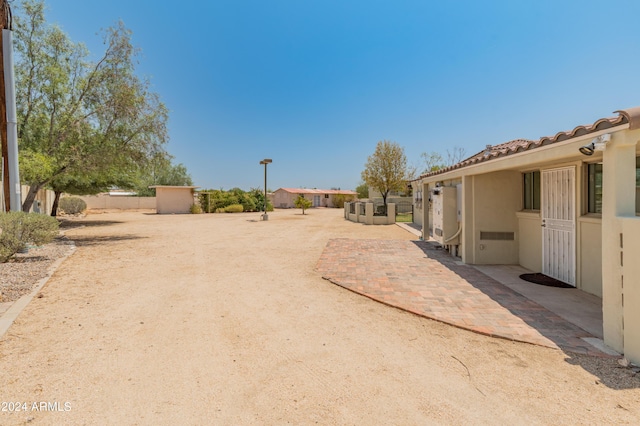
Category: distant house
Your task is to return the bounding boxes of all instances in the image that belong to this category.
[412,106,640,364]
[272,188,357,208]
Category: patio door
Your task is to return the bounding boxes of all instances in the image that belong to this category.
[541,167,576,286]
[313,195,321,207]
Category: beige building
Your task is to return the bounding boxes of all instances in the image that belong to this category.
[272,188,357,209]
[150,186,199,214]
[0,184,55,214]
[413,107,640,364]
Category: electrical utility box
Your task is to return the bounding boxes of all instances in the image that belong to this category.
[431,186,459,245]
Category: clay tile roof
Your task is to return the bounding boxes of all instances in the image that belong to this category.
[614,106,640,130]
[419,107,635,179]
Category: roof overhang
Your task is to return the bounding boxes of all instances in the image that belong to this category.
[418,107,640,183]
[420,125,630,183]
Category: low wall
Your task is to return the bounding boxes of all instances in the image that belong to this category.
[344,202,395,225]
[78,195,156,210]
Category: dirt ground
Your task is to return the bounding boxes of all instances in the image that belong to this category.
[0,208,639,425]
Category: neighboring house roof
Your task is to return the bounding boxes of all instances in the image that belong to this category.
[419,106,640,179]
[276,188,358,195]
[148,185,199,189]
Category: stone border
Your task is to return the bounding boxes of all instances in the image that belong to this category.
[0,243,76,338]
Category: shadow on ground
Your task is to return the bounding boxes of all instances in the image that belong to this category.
[564,354,640,390]
[316,238,640,390]
[59,219,123,229]
[70,234,145,247]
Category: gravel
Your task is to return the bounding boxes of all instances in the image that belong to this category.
[0,237,75,303]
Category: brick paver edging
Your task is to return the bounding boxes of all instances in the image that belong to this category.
[316,238,611,357]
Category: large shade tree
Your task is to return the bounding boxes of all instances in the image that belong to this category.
[134,151,193,197]
[15,0,169,212]
[361,140,408,206]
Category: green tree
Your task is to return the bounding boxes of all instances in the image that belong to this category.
[420,146,467,174]
[355,182,369,199]
[15,0,168,212]
[332,193,354,208]
[420,151,444,173]
[198,188,271,213]
[361,140,408,206]
[49,167,137,216]
[135,152,193,197]
[294,194,312,215]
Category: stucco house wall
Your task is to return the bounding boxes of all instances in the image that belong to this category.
[415,107,640,363]
[468,171,521,265]
[578,217,602,297]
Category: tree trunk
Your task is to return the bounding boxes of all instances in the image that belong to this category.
[51,190,62,217]
[21,183,42,212]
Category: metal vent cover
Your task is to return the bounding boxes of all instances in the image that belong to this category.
[480,231,515,241]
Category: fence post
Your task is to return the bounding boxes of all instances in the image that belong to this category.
[365,202,373,225]
[387,203,395,224]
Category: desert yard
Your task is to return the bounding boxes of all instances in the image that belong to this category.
[0,208,639,425]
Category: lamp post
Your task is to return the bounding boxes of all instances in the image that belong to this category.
[259,158,272,220]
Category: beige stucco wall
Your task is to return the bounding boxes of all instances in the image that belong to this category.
[155,187,194,214]
[516,211,542,272]
[578,217,602,297]
[80,195,156,210]
[622,217,640,364]
[273,191,296,208]
[468,171,521,264]
[419,125,640,360]
[345,202,396,225]
[601,131,638,353]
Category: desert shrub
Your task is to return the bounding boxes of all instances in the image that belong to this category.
[224,204,244,213]
[59,197,87,215]
[190,204,203,214]
[199,188,271,213]
[215,207,225,213]
[238,193,257,212]
[0,212,59,262]
[334,194,356,209]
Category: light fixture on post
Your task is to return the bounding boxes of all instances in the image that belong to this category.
[579,133,611,156]
[259,158,272,220]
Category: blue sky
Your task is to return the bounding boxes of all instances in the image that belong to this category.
[38,0,640,190]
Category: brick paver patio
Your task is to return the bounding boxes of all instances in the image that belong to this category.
[316,238,610,356]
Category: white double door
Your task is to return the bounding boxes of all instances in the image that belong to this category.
[541,167,576,286]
